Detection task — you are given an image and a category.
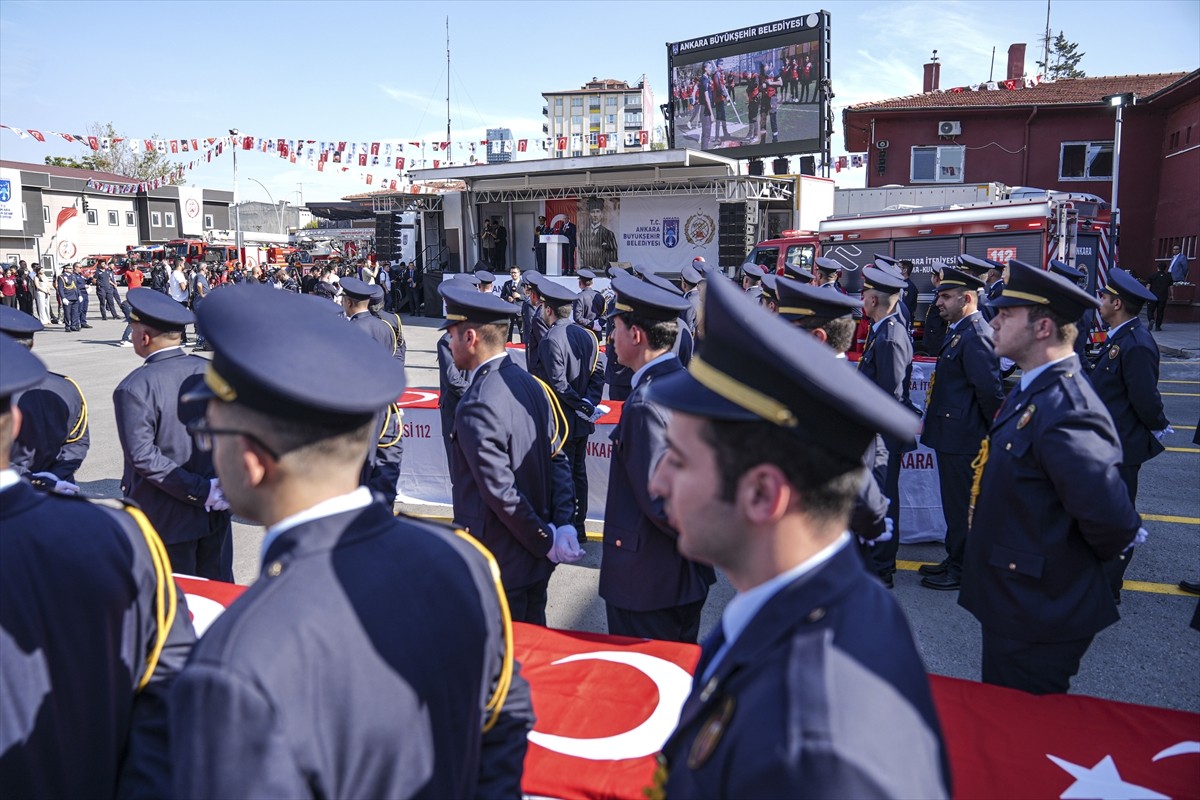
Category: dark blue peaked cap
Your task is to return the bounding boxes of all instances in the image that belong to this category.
[127,287,194,331]
[607,272,690,321]
[577,268,597,281]
[862,266,907,293]
[958,253,994,274]
[647,277,918,462]
[186,285,405,425]
[437,281,519,330]
[680,263,704,284]
[0,306,44,338]
[775,276,862,323]
[1048,259,1085,282]
[1100,268,1156,304]
[641,271,686,298]
[992,259,1099,320]
[0,333,47,401]
[536,278,579,305]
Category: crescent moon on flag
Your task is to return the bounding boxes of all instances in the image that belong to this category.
[1153,741,1200,761]
[527,651,692,761]
[398,390,439,406]
[185,594,230,638]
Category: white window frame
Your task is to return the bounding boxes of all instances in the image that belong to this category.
[204,213,214,229]
[151,211,162,227]
[910,145,965,183]
[108,210,119,226]
[1058,140,1114,181]
[86,208,99,225]
[42,205,50,223]
[126,211,136,227]
[164,211,176,228]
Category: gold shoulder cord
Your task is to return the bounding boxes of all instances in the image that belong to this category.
[377,404,404,448]
[62,376,89,444]
[451,530,514,733]
[967,437,990,529]
[531,375,568,456]
[584,327,601,374]
[123,505,178,691]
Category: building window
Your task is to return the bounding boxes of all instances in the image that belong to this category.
[1059,141,1113,181]
[87,209,99,225]
[910,145,965,183]
[151,211,162,227]
[164,212,176,227]
[555,97,563,108]
[126,211,136,226]
[42,205,50,223]
[204,213,214,229]
[606,96,618,107]
[108,210,119,226]
[571,97,583,108]
[571,115,583,128]
[626,94,641,107]
[607,114,616,126]
[571,150,583,157]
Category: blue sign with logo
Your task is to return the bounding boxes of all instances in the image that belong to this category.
[663,217,679,249]
[0,180,10,203]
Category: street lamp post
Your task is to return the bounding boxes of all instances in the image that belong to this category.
[230,128,244,262]
[1103,92,1135,268]
[247,178,284,234]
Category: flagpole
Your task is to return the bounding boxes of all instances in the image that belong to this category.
[230,129,244,261]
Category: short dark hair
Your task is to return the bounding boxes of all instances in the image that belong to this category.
[1027,305,1078,346]
[700,418,863,526]
[624,312,677,352]
[795,316,855,354]
[465,320,508,349]
[550,302,573,320]
[225,403,374,470]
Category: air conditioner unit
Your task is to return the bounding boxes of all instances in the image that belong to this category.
[939,120,962,137]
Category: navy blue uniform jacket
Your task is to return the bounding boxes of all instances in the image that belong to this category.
[600,357,715,612]
[959,356,1140,642]
[922,311,1004,454]
[662,540,949,799]
[451,356,574,591]
[539,319,604,441]
[170,503,531,799]
[0,481,195,798]
[1087,318,1168,465]
[572,287,604,330]
[113,348,219,545]
[438,333,469,445]
[11,371,90,482]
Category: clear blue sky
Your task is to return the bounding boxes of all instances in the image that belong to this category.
[1,0,1196,202]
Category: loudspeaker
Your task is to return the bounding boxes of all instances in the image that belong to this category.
[799,156,816,175]
[747,159,764,176]
[772,157,790,175]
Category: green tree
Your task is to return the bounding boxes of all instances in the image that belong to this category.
[48,122,185,184]
[1037,32,1086,80]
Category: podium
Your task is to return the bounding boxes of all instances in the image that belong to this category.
[540,234,568,276]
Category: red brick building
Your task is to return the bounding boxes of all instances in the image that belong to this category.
[841,48,1198,300]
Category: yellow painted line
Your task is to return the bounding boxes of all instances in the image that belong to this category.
[1142,513,1200,525]
[403,511,604,541]
[1159,380,1200,384]
[1165,446,1200,453]
[897,560,1197,596]
[1162,392,1200,397]
[1174,425,1196,430]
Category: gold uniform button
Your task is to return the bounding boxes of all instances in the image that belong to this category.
[1008,562,1017,571]
[615,539,623,548]
[267,561,283,577]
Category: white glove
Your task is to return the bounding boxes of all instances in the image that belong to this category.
[205,478,231,512]
[33,472,80,495]
[877,517,895,543]
[1123,527,1149,554]
[548,524,585,564]
[575,404,607,424]
[1153,426,1174,441]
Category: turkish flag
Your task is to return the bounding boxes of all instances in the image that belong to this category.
[87,136,99,150]
[170,140,179,153]
[389,180,397,190]
[337,141,347,152]
[637,130,649,145]
[243,136,254,150]
[433,160,440,168]
[366,174,373,185]
[317,161,325,172]
[597,134,608,149]
[557,137,568,151]
[191,139,199,151]
[280,144,289,158]
[28,130,45,142]
[370,142,380,155]
[56,207,78,229]
[517,139,528,152]
[58,132,76,143]
[396,157,405,170]
[358,153,367,166]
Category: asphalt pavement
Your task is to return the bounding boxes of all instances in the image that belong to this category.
[29,303,1200,713]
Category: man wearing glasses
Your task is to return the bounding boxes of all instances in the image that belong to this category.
[113,288,232,579]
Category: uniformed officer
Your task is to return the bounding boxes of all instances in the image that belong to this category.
[873,257,913,331]
[521,271,552,381]
[813,256,844,292]
[1089,268,1170,602]
[859,266,916,584]
[1049,258,1092,359]
[0,334,195,798]
[95,260,120,320]
[759,272,780,313]
[602,267,635,401]
[646,277,948,798]
[919,267,1005,591]
[537,278,604,535]
[573,268,604,331]
[600,274,716,642]
[960,259,1144,694]
[680,260,704,334]
[115,288,233,580]
[170,284,533,798]
[636,267,696,368]
[56,263,85,332]
[740,261,766,303]
[438,274,483,467]
[440,281,582,624]
[922,264,951,355]
[0,307,90,491]
[475,267,497,295]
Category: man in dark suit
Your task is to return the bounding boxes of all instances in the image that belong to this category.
[557,217,577,275]
[858,266,915,585]
[538,280,605,534]
[170,284,533,798]
[113,289,232,580]
[921,265,950,355]
[520,272,552,381]
[1089,268,1169,602]
[646,277,948,798]
[500,266,526,342]
[960,259,1143,694]
[572,268,604,332]
[0,335,195,799]
[599,274,715,642]
[740,261,766,303]
[441,282,582,624]
[1,307,89,490]
[919,268,1004,591]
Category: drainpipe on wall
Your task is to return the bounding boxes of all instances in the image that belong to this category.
[1022,107,1038,186]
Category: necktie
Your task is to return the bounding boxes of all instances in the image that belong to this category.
[697,623,727,683]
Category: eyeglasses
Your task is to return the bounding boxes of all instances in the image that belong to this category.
[188,420,280,460]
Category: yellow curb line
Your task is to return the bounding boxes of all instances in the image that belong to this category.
[1165,447,1200,453]
[1141,513,1200,525]
[897,560,1197,596]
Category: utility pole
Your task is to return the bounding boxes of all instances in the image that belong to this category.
[230,129,243,260]
[1042,0,1052,78]
[446,17,452,163]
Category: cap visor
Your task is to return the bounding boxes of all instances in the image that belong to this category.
[645,369,760,422]
[180,382,218,404]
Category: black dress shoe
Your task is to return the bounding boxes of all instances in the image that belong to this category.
[81,323,93,328]
[1180,580,1200,595]
[920,571,961,591]
[918,559,949,576]
[576,532,588,545]
[879,571,894,589]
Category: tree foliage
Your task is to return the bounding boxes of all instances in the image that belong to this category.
[1037,32,1086,80]
[44,122,185,184]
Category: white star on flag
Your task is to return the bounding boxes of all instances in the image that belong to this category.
[1047,754,1168,799]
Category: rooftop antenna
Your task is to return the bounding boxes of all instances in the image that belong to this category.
[989,45,996,82]
[446,16,451,163]
[1042,0,1052,77]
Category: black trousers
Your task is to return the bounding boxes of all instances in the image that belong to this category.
[871,439,904,576]
[564,436,589,529]
[165,512,233,582]
[981,629,1094,695]
[1146,300,1167,329]
[606,597,706,644]
[1104,463,1141,597]
[507,578,550,626]
[936,451,975,572]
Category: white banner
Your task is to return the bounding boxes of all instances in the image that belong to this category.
[898,359,946,544]
[614,195,718,273]
[0,167,24,232]
[178,186,204,235]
